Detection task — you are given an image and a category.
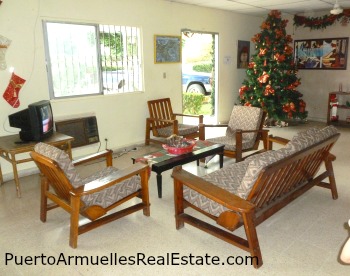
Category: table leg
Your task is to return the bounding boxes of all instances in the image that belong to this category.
[156,173,162,198]
[10,153,21,198]
[219,153,224,168]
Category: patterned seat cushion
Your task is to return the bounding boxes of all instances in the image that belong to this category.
[207,135,252,151]
[80,167,141,208]
[183,160,250,217]
[157,124,199,137]
[34,143,141,209]
[207,106,263,151]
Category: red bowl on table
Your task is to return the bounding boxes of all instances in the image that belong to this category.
[162,139,196,155]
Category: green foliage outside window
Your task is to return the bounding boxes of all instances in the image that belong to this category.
[183,93,204,115]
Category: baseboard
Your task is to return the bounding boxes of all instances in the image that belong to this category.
[2,167,39,182]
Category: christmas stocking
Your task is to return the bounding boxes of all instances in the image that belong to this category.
[0,35,11,70]
[3,72,26,108]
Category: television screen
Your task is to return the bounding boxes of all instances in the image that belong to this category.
[39,104,53,134]
[9,100,54,142]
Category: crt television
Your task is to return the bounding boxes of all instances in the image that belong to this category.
[8,100,54,142]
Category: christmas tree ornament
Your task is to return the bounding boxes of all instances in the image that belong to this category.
[0,35,11,70]
[3,72,26,108]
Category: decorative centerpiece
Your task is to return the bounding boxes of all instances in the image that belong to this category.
[162,135,196,155]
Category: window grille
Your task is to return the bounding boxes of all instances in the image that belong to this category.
[43,21,143,99]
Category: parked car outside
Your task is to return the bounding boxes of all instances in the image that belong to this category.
[182,71,212,95]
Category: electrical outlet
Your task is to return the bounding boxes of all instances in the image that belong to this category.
[104,138,108,150]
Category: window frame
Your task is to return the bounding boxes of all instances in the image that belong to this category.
[42,20,143,99]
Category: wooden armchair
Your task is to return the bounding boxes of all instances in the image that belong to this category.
[203,105,269,162]
[145,98,204,145]
[30,142,150,248]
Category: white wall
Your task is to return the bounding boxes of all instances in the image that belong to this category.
[0,0,262,177]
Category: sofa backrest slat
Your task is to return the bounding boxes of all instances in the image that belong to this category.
[274,163,295,198]
[264,164,290,204]
[247,133,339,209]
[148,98,174,130]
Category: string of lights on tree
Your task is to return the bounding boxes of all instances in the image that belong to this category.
[239,10,307,125]
[294,9,350,30]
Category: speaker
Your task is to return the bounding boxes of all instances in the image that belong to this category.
[55,116,99,148]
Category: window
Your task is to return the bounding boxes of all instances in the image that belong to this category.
[43,21,143,99]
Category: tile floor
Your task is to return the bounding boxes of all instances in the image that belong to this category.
[0,121,350,275]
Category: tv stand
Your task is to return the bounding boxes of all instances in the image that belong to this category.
[0,132,73,198]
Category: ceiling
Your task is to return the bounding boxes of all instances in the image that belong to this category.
[165,0,350,16]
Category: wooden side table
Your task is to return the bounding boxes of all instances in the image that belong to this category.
[0,132,74,197]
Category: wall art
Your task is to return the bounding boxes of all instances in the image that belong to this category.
[294,37,348,70]
[154,35,181,63]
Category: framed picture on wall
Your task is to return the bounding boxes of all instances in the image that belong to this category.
[294,37,348,70]
[237,40,250,69]
[154,35,181,63]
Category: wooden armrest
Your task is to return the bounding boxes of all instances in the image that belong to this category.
[268,135,290,145]
[73,150,113,166]
[173,113,202,119]
[173,113,203,123]
[203,124,228,128]
[237,129,268,135]
[71,162,149,196]
[172,167,254,213]
[327,152,336,161]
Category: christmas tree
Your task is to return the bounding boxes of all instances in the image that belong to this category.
[239,10,307,125]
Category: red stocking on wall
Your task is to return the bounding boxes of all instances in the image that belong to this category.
[2,72,26,108]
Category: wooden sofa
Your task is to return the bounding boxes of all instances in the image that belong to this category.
[172,126,340,268]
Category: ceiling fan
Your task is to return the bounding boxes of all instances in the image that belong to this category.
[330,0,343,15]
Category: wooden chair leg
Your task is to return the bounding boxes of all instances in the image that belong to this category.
[173,168,185,229]
[69,196,80,248]
[199,124,205,140]
[40,174,48,222]
[140,168,150,216]
[145,118,151,145]
[325,158,338,199]
[262,130,269,150]
[242,211,262,268]
[235,130,243,162]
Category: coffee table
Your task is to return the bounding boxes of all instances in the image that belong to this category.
[132,141,224,198]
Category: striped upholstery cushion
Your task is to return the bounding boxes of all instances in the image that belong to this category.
[236,149,289,199]
[157,124,199,137]
[207,135,250,151]
[285,125,338,153]
[34,142,82,187]
[80,167,141,208]
[318,125,338,140]
[183,160,250,217]
[207,106,263,151]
